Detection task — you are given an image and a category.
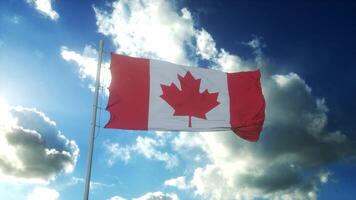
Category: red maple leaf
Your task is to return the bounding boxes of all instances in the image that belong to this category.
[160,71,220,128]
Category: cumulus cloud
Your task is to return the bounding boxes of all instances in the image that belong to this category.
[0,101,79,182]
[26,187,59,200]
[195,28,248,72]
[244,35,266,67]
[104,142,131,166]
[195,29,252,72]
[26,0,59,20]
[195,29,218,60]
[60,45,111,93]
[108,191,179,200]
[132,191,179,200]
[61,0,250,92]
[108,196,127,200]
[93,0,251,71]
[61,0,198,90]
[104,136,178,168]
[94,0,195,65]
[164,176,190,190]
[172,69,356,199]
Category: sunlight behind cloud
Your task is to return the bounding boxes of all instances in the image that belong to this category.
[0,97,17,128]
[0,97,24,175]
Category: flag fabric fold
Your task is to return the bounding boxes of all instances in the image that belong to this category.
[105,53,265,142]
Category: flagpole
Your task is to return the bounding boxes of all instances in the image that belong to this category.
[83,40,104,200]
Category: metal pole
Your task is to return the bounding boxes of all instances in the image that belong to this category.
[83,40,104,200]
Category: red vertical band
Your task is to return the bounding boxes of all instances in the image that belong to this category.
[105,54,150,130]
[227,70,265,142]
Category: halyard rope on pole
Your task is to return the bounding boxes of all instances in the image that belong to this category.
[95,64,107,139]
[83,40,104,200]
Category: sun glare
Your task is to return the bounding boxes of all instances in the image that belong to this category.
[0,96,17,128]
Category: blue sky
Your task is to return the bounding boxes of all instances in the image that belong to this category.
[1,0,356,200]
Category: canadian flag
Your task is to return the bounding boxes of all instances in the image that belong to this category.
[105,54,265,142]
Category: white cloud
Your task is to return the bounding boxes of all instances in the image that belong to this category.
[60,45,111,93]
[93,0,253,72]
[194,28,250,72]
[191,164,249,200]
[61,45,97,80]
[94,0,196,65]
[68,177,114,190]
[244,36,266,67]
[104,136,178,168]
[108,192,178,200]
[132,191,179,200]
[318,171,331,184]
[196,29,218,60]
[164,176,190,190]
[0,99,79,182]
[26,0,59,20]
[104,142,131,166]
[26,187,59,200]
[273,72,311,93]
[108,196,127,200]
[215,49,247,72]
[134,136,178,168]
[62,0,252,91]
